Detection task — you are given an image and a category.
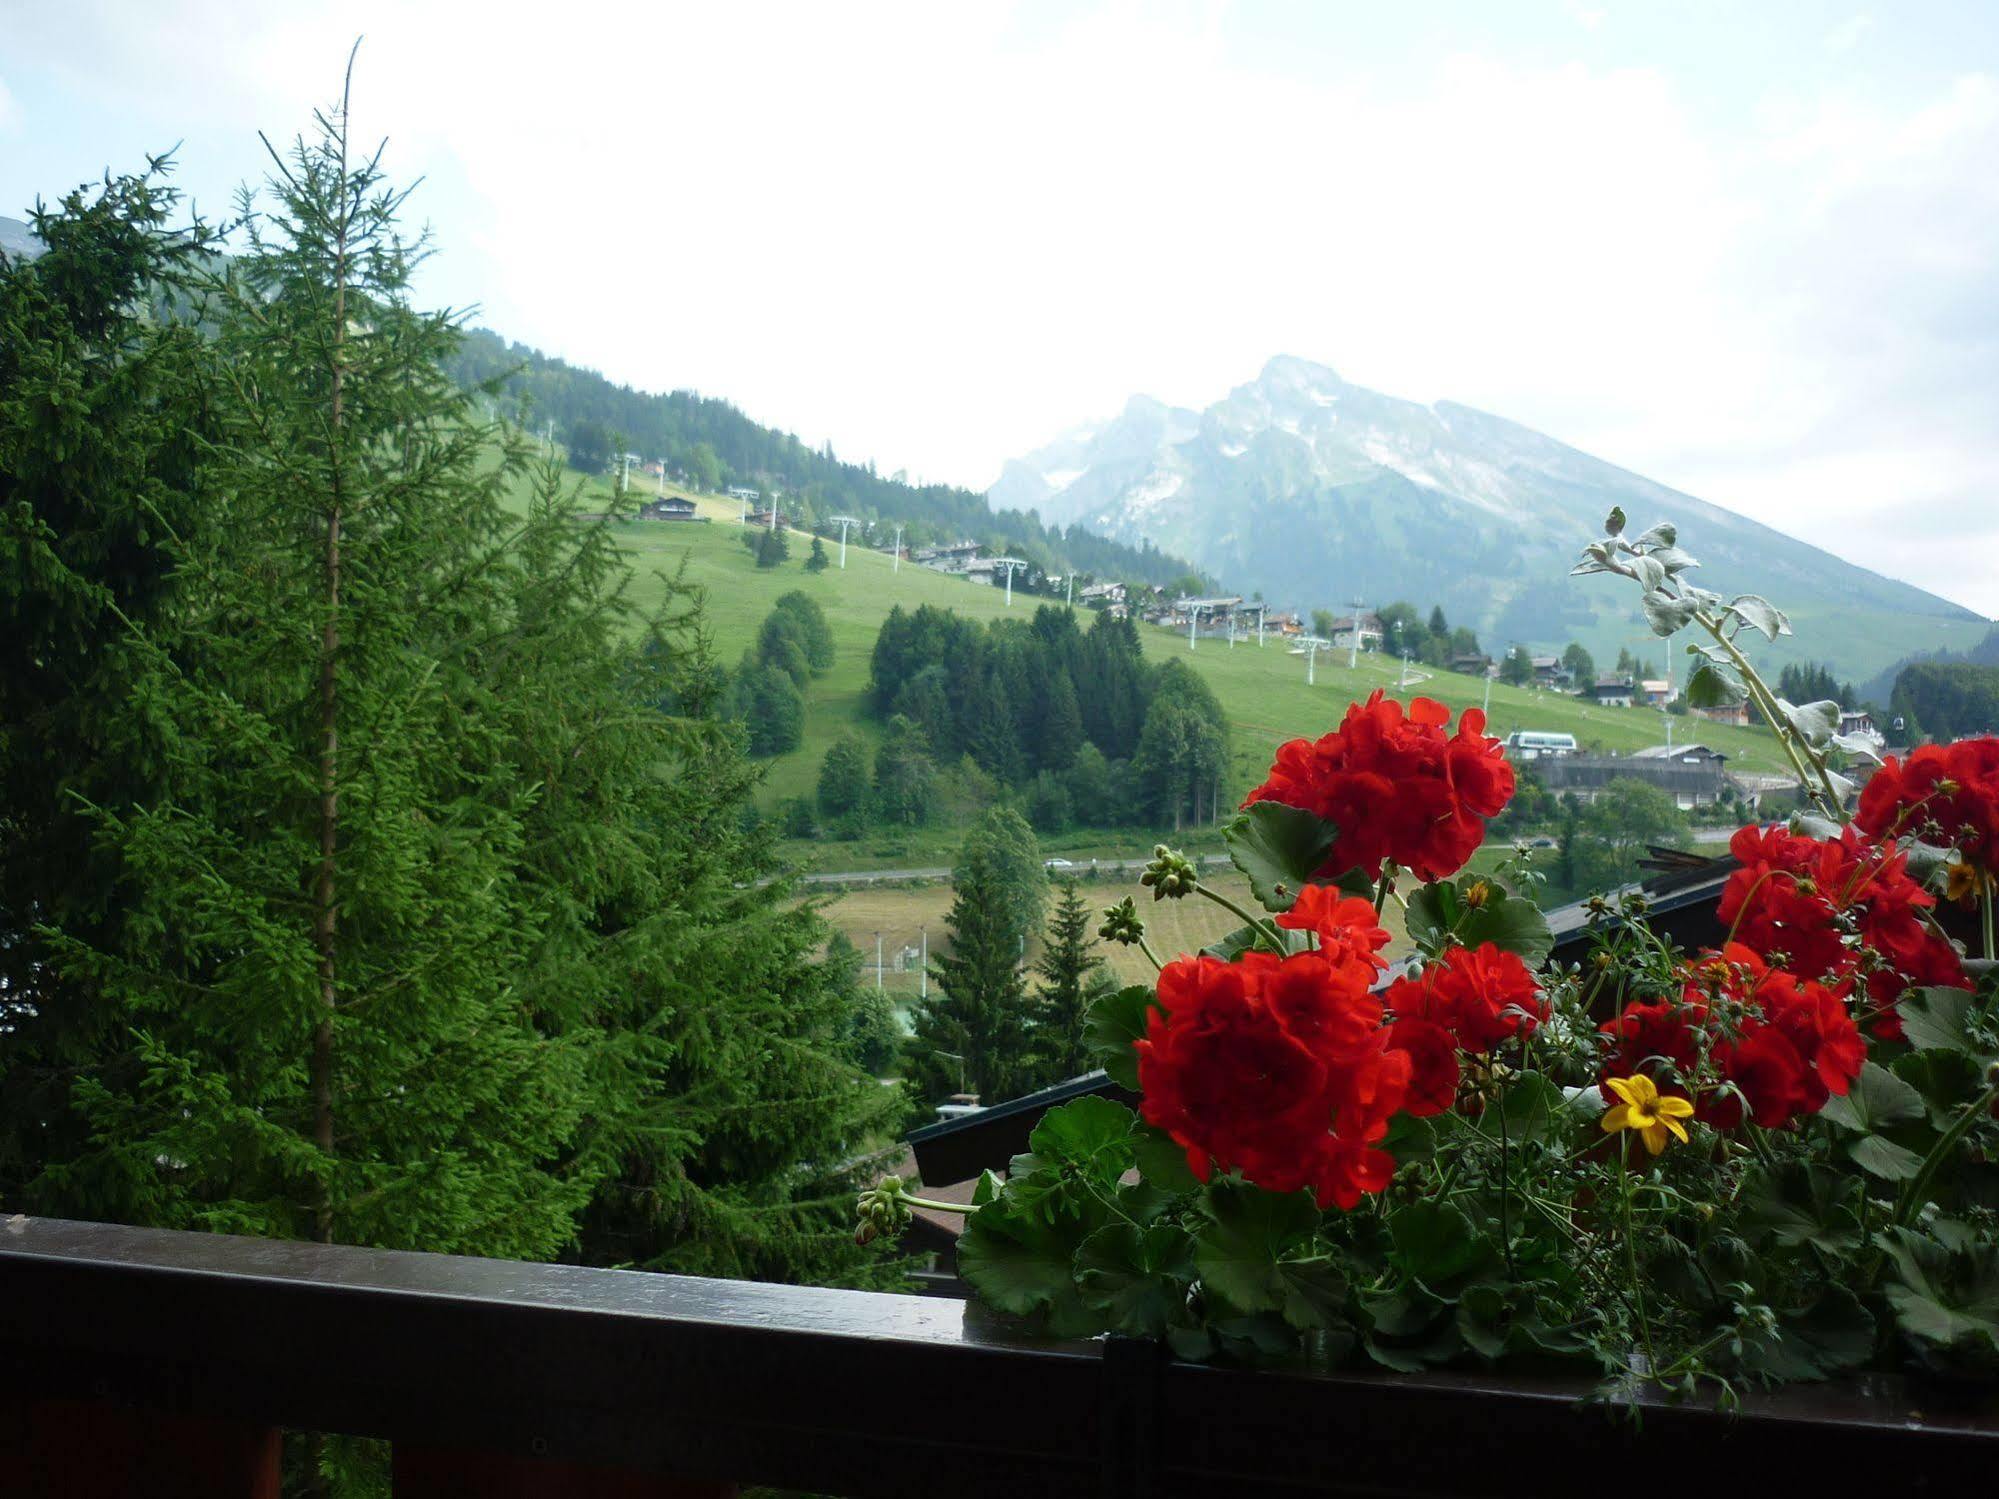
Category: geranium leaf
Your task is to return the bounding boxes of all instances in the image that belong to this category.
[1201,922,1312,962]
[1897,987,1984,1056]
[957,1200,1079,1316]
[1082,984,1155,1089]
[1074,1222,1195,1338]
[1027,1095,1136,1184]
[1739,1163,1864,1252]
[1223,800,1341,913]
[1387,1199,1498,1295]
[1193,1178,1320,1314]
[1848,1134,1925,1181]
[1820,1061,1927,1133]
[1132,1123,1201,1192]
[1406,877,1553,965]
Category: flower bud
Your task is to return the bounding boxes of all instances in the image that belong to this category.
[1099,896,1146,946]
[1141,845,1199,900]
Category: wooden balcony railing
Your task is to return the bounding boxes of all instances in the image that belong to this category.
[3,1213,1996,1498]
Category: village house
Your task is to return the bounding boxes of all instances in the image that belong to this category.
[638,496,698,522]
[1079,581,1126,607]
[1638,679,1677,707]
[912,541,983,573]
[1326,611,1384,653]
[748,508,788,530]
[1586,676,1636,708]
[1535,749,1737,810]
[1692,701,1752,727]
[1531,655,1571,689]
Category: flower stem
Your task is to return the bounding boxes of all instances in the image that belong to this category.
[1893,1082,1999,1230]
[1619,1134,1663,1379]
[1137,935,1164,973]
[1699,614,1844,821]
[1193,881,1287,954]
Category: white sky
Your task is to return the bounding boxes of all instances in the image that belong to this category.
[3,1,1996,616]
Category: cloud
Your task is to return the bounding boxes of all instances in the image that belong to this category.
[6,2,1997,615]
[0,76,19,132]
[1824,14,1873,53]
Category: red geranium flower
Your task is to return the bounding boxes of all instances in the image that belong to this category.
[1858,736,1999,873]
[1386,942,1547,1053]
[1682,944,1867,1129]
[1597,997,1704,1105]
[1718,823,1967,1038]
[1243,691,1515,882]
[1386,1017,1461,1116]
[1274,886,1392,988]
[1136,950,1411,1209]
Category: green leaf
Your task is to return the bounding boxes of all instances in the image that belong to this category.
[1271,1254,1349,1332]
[1848,1135,1926,1181]
[1683,658,1747,708]
[1633,521,1677,548]
[1881,1228,1999,1368]
[1074,1222,1195,1337]
[1193,1178,1320,1313]
[1403,877,1553,965]
[1027,1095,1136,1185]
[1820,1061,1927,1133]
[972,1169,1005,1207]
[1459,1071,1572,1149]
[1603,506,1627,537]
[1893,1049,1988,1129]
[1642,588,1698,638]
[1132,1123,1201,1192]
[1082,984,1155,1090]
[1897,987,1984,1056]
[1200,922,1312,962]
[1223,800,1341,913]
[1779,698,1841,751]
[1387,1199,1499,1295]
[1738,1286,1876,1382]
[957,1201,1079,1316]
[1725,593,1791,641]
[1738,1163,1863,1252]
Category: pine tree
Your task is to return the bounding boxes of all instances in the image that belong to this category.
[872,714,937,826]
[1039,669,1085,772]
[11,92,898,1294]
[805,533,831,572]
[1029,881,1106,1084]
[0,164,221,1204]
[908,841,1031,1105]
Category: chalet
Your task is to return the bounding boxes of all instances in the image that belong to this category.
[1265,611,1304,637]
[1587,677,1636,708]
[638,496,698,522]
[748,508,788,530]
[1692,701,1752,727]
[725,485,761,503]
[1531,655,1570,689]
[1079,581,1126,606]
[1326,612,1383,654]
[1638,679,1677,708]
[1840,711,1887,754]
[1451,651,1494,678]
[912,541,982,573]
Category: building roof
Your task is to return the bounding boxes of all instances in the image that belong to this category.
[1631,743,1725,761]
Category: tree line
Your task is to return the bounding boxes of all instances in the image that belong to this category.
[861,604,1232,834]
[444,329,1200,589]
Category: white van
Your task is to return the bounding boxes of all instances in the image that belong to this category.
[1504,731,1579,760]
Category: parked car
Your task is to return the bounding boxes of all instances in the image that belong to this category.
[1044,858,1076,870]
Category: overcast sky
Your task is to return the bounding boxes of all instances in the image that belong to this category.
[4,1,1996,615]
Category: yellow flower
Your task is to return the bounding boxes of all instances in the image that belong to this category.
[1600,1074,1694,1155]
[1944,859,1995,909]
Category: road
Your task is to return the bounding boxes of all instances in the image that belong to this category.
[799,853,1235,886]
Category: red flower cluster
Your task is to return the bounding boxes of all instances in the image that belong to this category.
[1718,823,1966,1037]
[1597,943,1866,1132]
[1274,886,1393,988]
[1243,691,1516,883]
[1857,736,1999,874]
[1386,942,1548,1053]
[1136,947,1411,1209]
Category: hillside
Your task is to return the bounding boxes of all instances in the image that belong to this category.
[561,469,1793,869]
[991,355,1990,682]
[449,328,1203,590]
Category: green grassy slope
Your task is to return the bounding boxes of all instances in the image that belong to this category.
[563,470,1793,857]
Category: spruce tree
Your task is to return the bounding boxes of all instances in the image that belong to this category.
[908,840,1031,1105]
[1029,881,1106,1084]
[12,88,898,1292]
[805,533,831,572]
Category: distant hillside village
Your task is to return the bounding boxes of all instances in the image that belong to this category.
[609,448,1973,798]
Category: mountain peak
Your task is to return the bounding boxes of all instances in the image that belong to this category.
[1257,354,1342,390]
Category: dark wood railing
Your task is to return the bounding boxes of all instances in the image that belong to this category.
[3,1214,1996,1497]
